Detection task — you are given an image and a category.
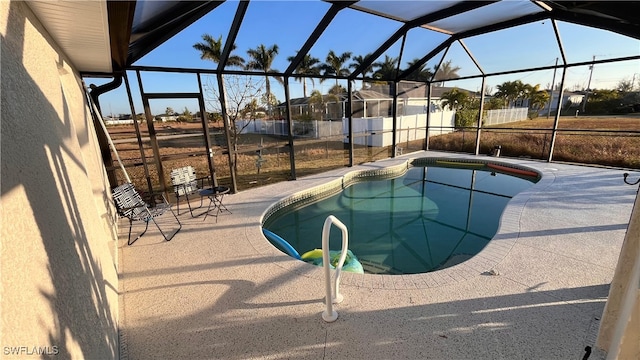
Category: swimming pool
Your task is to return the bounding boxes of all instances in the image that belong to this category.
[262,159,538,275]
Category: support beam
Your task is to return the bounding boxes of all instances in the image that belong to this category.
[398,39,453,81]
[425,83,432,151]
[197,74,218,189]
[137,70,167,196]
[351,1,496,80]
[347,80,354,166]
[547,67,566,162]
[551,19,567,65]
[474,76,486,155]
[284,77,297,180]
[218,1,249,70]
[550,7,640,42]
[217,74,238,192]
[123,72,153,193]
[350,25,408,80]
[285,2,355,76]
[127,1,224,65]
[106,1,136,71]
[391,81,398,157]
[597,188,640,358]
[459,39,484,75]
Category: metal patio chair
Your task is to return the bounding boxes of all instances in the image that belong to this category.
[170,166,211,216]
[112,183,182,245]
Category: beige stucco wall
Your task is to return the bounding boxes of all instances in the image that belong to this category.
[1,1,119,359]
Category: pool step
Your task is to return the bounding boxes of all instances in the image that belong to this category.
[359,260,404,275]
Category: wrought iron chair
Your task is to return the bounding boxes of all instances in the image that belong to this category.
[112,183,182,245]
[170,166,210,216]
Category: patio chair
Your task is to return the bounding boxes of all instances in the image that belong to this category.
[112,183,182,245]
[170,166,211,216]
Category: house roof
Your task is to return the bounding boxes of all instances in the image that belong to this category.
[26,1,640,79]
[277,84,482,107]
[354,89,394,100]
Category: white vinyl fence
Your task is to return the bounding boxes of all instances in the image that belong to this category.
[236,111,456,148]
[236,119,343,138]
[345,111,456,147]
[104,119,134,125]
[483,107,528,126]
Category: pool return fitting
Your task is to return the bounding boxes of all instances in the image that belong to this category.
[322,215,349,322]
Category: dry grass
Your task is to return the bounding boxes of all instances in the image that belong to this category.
[430,115,640,169]
[109,123,391,192]
[107,115,640,194]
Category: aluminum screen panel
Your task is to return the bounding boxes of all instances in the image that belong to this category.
[352,1,464,22]
[425,1,543,34]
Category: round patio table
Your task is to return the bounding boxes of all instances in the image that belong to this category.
[198,186,231,221]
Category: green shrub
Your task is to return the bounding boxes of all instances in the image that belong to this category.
[455,109,478,129]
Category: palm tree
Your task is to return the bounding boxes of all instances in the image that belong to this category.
[440,88,469,111]
[287,53,321,98]
[372,55,399,81]
[349,53,375,90]
[246,44,284,117]
[433,60,461,86]
[308,89,325,120]
[526,84,550,111]
[321,50,352,87]
[495,80,527,108]
[308,88,341,120]
[328,84,346,98]
[193,34,244,67]
[406,58,433,82]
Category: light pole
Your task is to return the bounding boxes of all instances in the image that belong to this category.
[581,55,595,114]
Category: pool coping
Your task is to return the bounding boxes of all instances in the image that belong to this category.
[248,155,551,290]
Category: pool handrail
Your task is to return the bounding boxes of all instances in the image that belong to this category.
[322,215,348,323]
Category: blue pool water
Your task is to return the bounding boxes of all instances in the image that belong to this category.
[263,165,537,275]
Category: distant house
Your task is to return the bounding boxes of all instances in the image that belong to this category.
[276,81,479,119]
[103,113,134,125]
[157,115,178,122]
[538,90,585,115]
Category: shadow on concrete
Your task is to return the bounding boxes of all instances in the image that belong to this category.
[121,274,608,360]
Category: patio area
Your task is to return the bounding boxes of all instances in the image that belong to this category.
[117,151,638,360]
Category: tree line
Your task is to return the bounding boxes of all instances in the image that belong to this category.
[440,80,550,112]
[193,34,639,119]
[192,34,461,104]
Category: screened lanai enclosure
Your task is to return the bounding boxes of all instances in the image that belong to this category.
[84,1,640,197]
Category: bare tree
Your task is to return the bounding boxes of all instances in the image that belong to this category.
[616,78,634,93]
[202,74,266,172]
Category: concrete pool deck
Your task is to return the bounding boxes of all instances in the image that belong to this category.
[117,151,638,359]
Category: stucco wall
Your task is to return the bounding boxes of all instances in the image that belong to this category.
[1,1,119,359]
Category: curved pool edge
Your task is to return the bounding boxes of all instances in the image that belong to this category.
[247,154,551,289]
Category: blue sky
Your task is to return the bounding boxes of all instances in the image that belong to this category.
[87,0,640,116]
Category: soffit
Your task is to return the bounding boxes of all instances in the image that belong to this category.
[26,0,112,73]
